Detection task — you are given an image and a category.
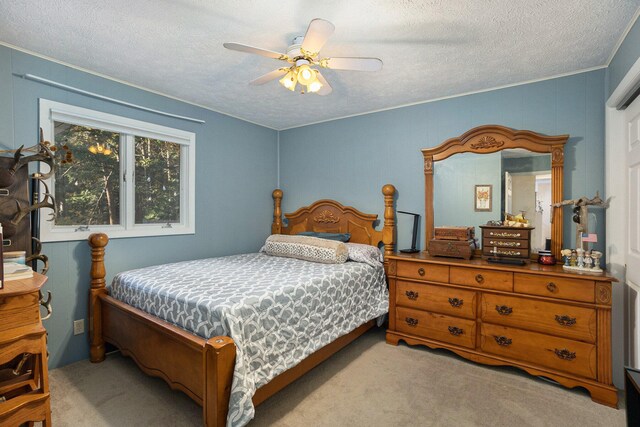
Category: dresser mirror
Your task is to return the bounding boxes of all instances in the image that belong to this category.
[423,125,568,259]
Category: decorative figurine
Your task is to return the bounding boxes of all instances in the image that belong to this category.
[584,251,593,269]
[570,250,577,266]
[591,251,602,270]
[576,248,585,268]
[561,248,572,266]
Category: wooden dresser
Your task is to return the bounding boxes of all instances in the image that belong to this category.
[386,253,617,407]
[0,273,51,425]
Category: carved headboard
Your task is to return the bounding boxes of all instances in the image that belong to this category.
[270,184,396,259]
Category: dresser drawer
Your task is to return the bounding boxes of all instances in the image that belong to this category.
[450,267,513,292]
[514,273,595,303]
[480,293,596,343]
[483,238,529,250]
[483,228,531,240]
[481,247,529,258]
[396,281,477,319]
[0,304,41,333]
[0,292,39,313]
[396,307,476,349]
[396,261,449,283]
[480,323,596,379]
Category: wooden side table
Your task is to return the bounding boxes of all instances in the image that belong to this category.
[0,273,51,426]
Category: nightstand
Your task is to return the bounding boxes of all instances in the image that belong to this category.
[0,273,51,426]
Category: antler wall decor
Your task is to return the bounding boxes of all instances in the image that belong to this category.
[0,128,62,275]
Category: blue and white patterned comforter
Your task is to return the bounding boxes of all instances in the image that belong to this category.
[108,253,389,426]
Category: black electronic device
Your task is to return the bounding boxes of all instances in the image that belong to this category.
[398,210,420,253]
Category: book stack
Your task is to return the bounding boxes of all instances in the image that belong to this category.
[4,251,33,281]
[4,262,33,281]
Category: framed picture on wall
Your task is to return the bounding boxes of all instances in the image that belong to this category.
[474,184,492,212]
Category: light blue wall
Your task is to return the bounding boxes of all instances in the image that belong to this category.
[279,70,606,256]
[608,15,640,96]
[0,46,278,368]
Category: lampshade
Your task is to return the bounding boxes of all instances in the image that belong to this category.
[279,69,297,91]
[297,64,316,85]
[307,79,323,93]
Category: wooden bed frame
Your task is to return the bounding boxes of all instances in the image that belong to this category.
[88,184,396,426]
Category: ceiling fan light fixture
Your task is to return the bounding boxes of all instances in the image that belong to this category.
[279,69,297,91]
[307,79,323,93]
[297,64,316,85]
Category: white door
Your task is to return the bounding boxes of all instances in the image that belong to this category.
[504,171,512,216]
[627,96,640,292]
[624,97,640,367]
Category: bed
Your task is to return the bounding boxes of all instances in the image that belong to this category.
[88,184,396,426]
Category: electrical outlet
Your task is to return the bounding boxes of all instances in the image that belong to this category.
[73,319,85,335]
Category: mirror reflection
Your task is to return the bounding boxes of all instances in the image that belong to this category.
[434,149,552,253]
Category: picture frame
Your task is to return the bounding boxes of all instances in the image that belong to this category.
[474,184,492,212]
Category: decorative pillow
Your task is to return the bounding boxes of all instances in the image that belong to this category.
[297,231,351,242]
[346,243,384,268]
[263,234,348,264]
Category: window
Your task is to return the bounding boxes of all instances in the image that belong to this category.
[39,100,195,241]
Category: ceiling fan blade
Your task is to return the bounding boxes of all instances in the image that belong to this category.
[223,43,289,61]
[322,57,383,72]
[315,71,332,96]
[301,19,335,55]
[249,68,289,85]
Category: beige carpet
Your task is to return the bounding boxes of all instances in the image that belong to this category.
[50,327,624,426]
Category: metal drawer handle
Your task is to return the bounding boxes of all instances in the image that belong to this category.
[405,317,419,327]
[448,297,463,308]
[475,274,484,284]
[493,335,512,347]
[554,348,576,361]
[546,282,557,292]
[417,268,425,276]
[495,305,513,316]
[405,290,419,301]
[555,315,576,326]
[448,326,464,336]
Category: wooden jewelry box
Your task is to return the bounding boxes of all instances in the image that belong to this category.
[429,239,476,260]
[480,225,533,260]
[434,226,475,241]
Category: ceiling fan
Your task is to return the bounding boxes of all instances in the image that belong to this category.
[223,18,383,95]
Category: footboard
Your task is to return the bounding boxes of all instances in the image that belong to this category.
[88,233,236,426]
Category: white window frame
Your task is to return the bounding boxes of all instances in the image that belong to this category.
[39,99,195,242]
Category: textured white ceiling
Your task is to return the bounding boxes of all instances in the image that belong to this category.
[1,1,639,130]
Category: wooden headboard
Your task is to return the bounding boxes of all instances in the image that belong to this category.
[270,184,396,259]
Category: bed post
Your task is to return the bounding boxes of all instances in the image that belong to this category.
[203,336,236,427]
[271,189,283,234]
[382,184,396,266]
[88,233,109,363]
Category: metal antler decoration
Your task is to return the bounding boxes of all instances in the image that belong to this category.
[0,142,55,188]
[552,192,610,249]
[0,127,59,278]
[11,179,56,227]
[26,237,49,275]
[38,290,52,320]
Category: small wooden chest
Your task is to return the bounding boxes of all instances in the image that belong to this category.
[434,226,475,241]
[429,239,476,260]
[480,225,533,260]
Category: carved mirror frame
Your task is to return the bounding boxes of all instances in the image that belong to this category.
[422,125,568,260]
